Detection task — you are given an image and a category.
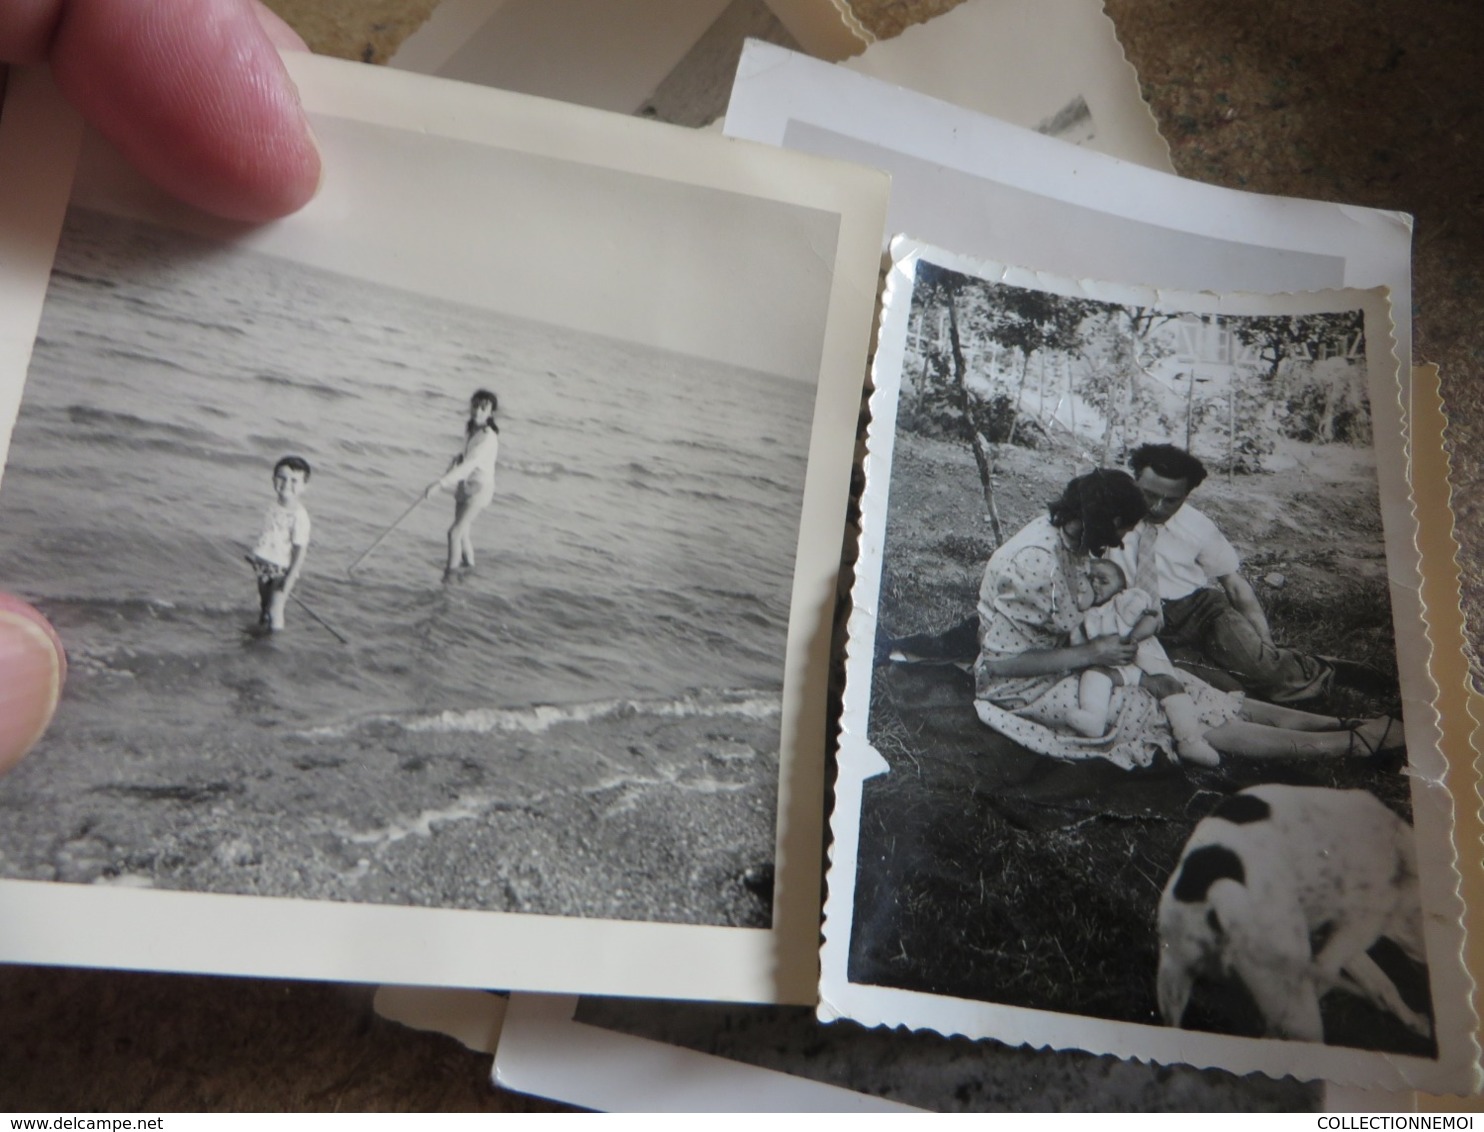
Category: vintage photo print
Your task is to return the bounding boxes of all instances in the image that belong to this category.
[490,993,1321,1112]
[821,238,1477,1092]
[0,59,887,1003]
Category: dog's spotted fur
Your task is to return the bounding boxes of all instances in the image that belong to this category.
[1209,792,1272,825]
[1170,844,1246,903]
[1156,784,1430,1043]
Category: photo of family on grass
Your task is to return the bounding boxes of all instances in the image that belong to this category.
[825,243,1451,1079]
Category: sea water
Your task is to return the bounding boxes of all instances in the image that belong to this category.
[0,208,811,924]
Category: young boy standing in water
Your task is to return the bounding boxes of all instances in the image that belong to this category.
[246,455,312,631]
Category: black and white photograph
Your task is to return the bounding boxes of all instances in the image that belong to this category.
[0,57,888,1003]
[551,995,1320,1111]
[822,239,1474,1091]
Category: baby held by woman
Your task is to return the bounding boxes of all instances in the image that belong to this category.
[1066,558,1221,767]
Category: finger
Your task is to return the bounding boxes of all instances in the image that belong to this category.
[0,0,307,61]
[252,2,309,52]
[0,593,65,776]
[0,1,64,63]
[49,0,321,222]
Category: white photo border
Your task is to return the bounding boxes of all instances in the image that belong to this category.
[0,58,888,1005]
[820,235,1479,1093]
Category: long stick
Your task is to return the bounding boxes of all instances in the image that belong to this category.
[347,494,425,575]
[289,591,350,645]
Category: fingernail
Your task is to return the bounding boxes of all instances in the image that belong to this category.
[0,606,65,775]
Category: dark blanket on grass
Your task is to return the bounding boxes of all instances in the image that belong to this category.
[849,663,1431,1057]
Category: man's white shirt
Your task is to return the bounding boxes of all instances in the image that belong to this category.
[1109,504,1240,602]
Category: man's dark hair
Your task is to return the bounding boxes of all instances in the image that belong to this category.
[1129,443,1207,490]
[274,454,312,481]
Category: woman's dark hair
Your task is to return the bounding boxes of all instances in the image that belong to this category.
[467,389,499,436]
[1046,469,1147,555]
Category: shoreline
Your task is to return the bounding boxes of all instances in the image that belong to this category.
[0,682,782,930]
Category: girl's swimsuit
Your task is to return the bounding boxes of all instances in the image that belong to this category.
[438,424,499,502]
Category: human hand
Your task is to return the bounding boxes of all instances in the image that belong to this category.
[0,1,320,773]
[1084,634,1136,668]
[0,0,321,222]
[0,595,65,776]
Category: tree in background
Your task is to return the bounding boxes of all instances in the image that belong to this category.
[905,268,1374,510]
[906,264,1092,546]
[1073,304,1176,467]
[1222,309,1368,466]
[1230,310,1363,381]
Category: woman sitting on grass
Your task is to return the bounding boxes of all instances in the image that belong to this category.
[974,468,1402,770]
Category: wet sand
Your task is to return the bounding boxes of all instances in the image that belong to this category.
[0,686,780,928]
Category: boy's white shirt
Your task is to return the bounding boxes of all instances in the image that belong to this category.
[253,500,312,567]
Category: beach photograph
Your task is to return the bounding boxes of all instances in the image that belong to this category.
[825,245,1446,1077]
[0,53,889,1005]
[0,200,822,929]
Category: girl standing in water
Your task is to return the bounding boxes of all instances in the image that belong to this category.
[425,389,500,581]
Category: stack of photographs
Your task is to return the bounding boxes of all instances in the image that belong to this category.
[489,40,1480,1109]
[0,25,1478,1112]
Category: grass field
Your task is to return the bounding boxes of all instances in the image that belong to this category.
[844,428,1431,1056]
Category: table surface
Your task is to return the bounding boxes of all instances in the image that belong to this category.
[4,0,1483,1112]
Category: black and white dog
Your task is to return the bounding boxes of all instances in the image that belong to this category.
[1157,784,1431,1043]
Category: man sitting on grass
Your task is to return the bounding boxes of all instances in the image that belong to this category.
[1108,442,1388,706]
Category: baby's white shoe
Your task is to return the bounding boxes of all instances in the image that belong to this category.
[1162,692,1221,767]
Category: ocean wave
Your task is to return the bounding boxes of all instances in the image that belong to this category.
[64,434,262,469]
[298,688,781,740]
[509,458,591,482]
[61,403,215,441]
[250,371,354,401]
[36,593,242,618]
[49,268,119,292]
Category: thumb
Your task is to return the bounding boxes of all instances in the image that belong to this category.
[49,0,322,222]
[0,594,65,776]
